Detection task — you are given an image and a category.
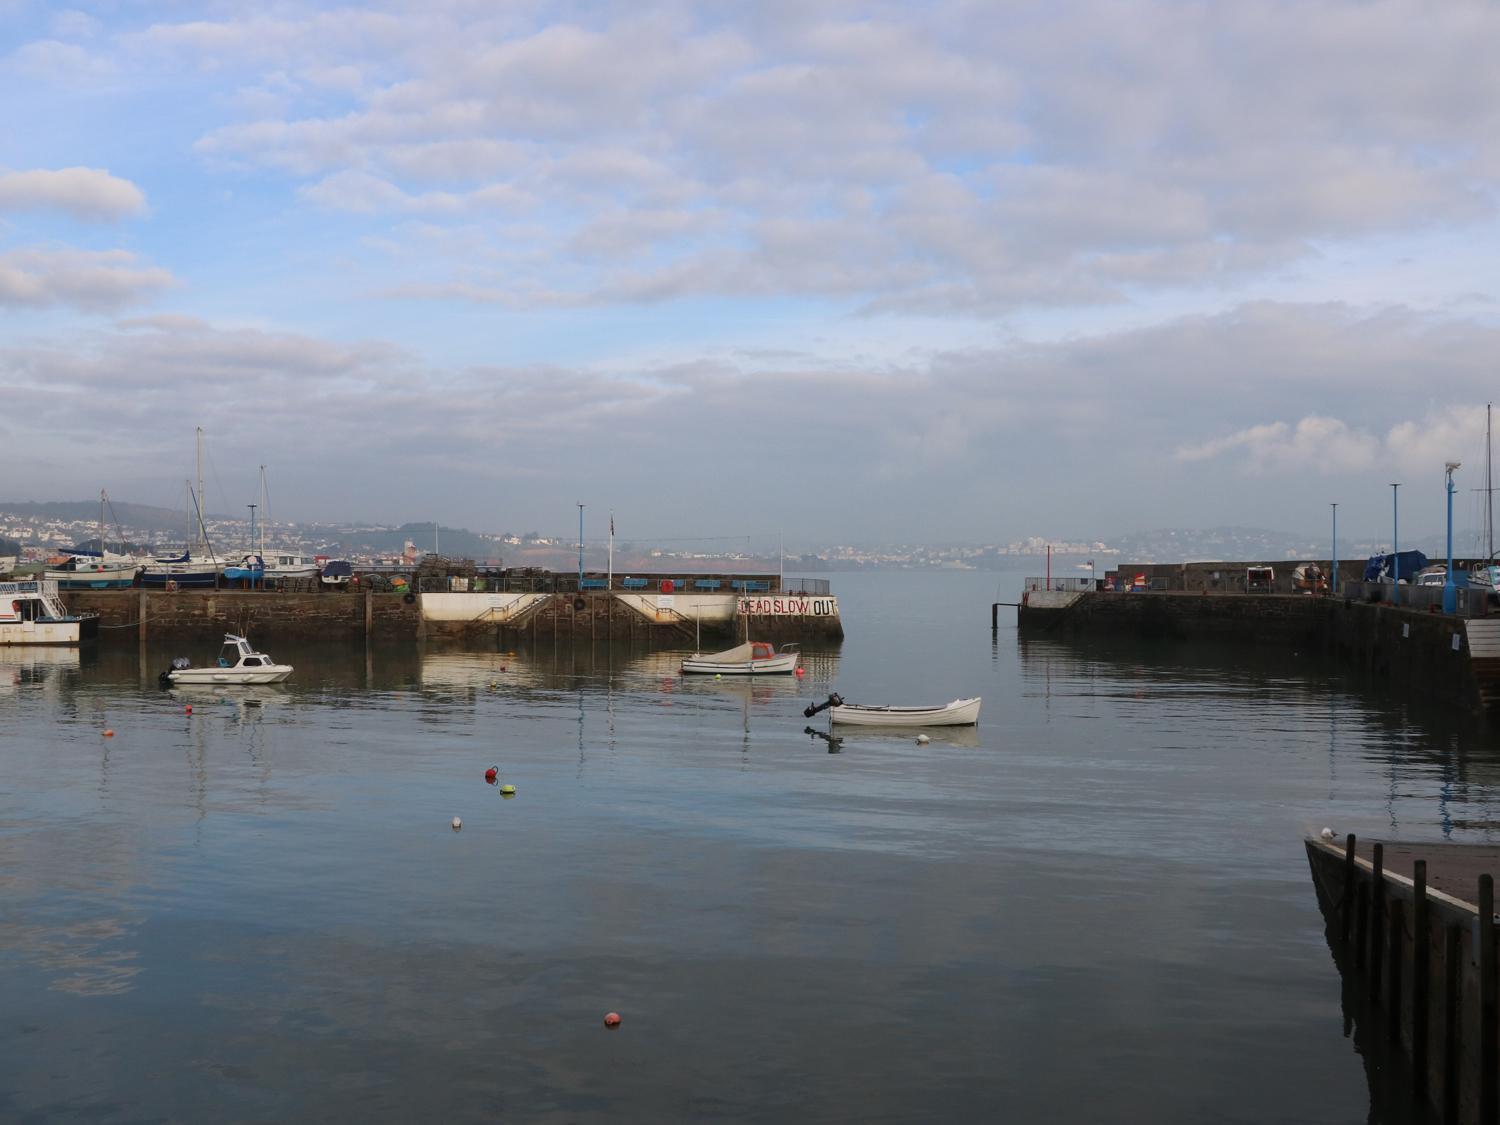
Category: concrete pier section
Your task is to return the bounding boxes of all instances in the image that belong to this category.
[60,575,843,646]
[1016,590,1499,711]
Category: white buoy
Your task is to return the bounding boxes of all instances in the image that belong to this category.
[1320,827,1335,841]
[916,734,931,745]
[451,816,462,831]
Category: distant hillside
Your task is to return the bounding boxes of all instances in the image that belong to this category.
[0,499,208,531]
[1109,525,1438,562]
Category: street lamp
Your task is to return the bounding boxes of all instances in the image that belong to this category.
[1444,463,1461,614]
[1330,502,1338,596]
[1390,483,1401,606]
[577,503,585,586]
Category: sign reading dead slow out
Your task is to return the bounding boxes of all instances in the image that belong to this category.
[737,596,839,617]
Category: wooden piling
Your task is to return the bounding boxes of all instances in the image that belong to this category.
[1342,833,1358,943]
[1357,881,1370,968]
[1371,843,1385,999]
[1481,873,1496,1125]
[1414,859,1430,1096]
[1388,898,1404,1044]
[1445,922,1462,1125]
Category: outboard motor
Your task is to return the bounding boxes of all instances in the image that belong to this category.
[802,692,844,719]
[158,656,191,686]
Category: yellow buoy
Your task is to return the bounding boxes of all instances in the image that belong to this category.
[500,784,516,795]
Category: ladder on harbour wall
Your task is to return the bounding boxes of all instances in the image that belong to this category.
[1467,619,1500,709]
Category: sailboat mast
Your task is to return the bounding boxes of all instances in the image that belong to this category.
[196,426,205,551]
[1487,403,1493,560]
[99,488,105,554]
[259,465,267,557]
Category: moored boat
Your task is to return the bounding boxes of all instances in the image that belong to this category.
[0,579,100,645]
[161,633,293,685]
[319,559,354,586]
[141,549,225,588]
[828,696,981,727]
[224,553,265,584]
[681,641,800,675]
[45,550,140,589]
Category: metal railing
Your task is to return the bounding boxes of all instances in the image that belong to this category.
[1023,576,1096,593]
[783,578,831,596]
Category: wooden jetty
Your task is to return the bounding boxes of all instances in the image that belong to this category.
[1306,834,1499,1124]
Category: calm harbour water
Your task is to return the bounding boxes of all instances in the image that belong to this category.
[3,568,1497,1123]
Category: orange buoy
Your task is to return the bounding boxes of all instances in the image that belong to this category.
[603,1012,621,1028]
[102,729,114,737]
[795,667,804,677]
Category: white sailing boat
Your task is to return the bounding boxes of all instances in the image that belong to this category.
[681,641,801,675]
[1471,404,1500,597]
[141,429,226,588]
[44,490,141,589]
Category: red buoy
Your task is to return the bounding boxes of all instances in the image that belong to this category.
[603,1011,621,1028]
[102,729,114,737]
[795,667,804,677]
[484,766,499,783]
[185,704,193,715]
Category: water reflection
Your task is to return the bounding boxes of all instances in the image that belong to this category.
[6,572,1499,1122]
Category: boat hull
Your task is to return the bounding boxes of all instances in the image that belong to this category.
[48,572,137,590]
[140,569,221,588]
[830,697,982,727]
[681,652,800,675]
[168,665,293,685]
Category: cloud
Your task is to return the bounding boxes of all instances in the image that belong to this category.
[1176,417,1380,473]
[127,1,1500,312]
[0,249,173,311]
[3,297,1497,539]
[0,168,146,222]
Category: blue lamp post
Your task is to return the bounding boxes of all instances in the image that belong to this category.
[1330,502,1338,596]
[1444,462,1461,614]
[1391,483,1401,606]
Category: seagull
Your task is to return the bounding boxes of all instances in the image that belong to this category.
[1320,827,1335,841]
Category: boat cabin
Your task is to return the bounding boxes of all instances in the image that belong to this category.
[217,634,274,668]
[750,642,776,661]
[2,579,76,623]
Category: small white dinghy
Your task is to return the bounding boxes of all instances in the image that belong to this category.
[681,641,800,675]
[162,633,293,685]
[828,696,981,727]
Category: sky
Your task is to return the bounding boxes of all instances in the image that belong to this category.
[2,0,1500,548]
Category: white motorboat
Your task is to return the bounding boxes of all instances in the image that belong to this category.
[829,696,982,727]
[162,634,293,685]
[0,579,100,645]
[681,641,800,675]
[265,553,320,580]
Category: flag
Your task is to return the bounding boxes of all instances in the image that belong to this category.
[610,514,615,536]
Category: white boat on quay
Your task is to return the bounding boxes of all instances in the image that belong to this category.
[0,579,100,645]
[830,696,982,727]
[162,634,293,685]
[681,641,800,675]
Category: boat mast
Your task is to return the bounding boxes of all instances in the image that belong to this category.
[195,426,205,552]
[1488,403,1493,561]
[259,465,267,557]
[98,488,105,555]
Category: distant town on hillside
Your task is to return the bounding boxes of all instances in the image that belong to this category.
[0,499,1461,572]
